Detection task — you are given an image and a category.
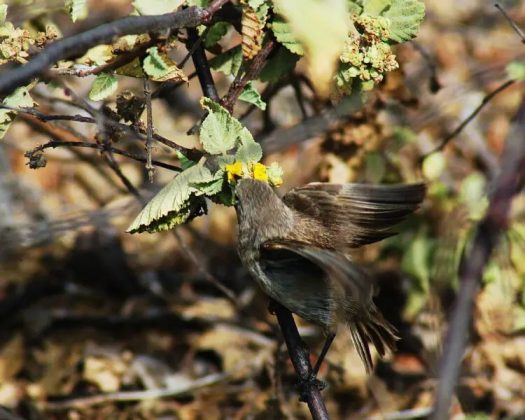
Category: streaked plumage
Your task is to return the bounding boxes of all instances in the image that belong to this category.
[235,179,426,372]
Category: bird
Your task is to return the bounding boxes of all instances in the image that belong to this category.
[234,178,426,373]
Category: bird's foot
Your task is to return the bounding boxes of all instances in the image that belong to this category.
[297,373,327,402]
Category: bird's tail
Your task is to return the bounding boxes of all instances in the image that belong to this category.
[348,305,399,373]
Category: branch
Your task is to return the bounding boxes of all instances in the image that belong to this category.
[221,40,276,113]
[269,299,329,420]
[41,372,227,411]
[495,3,525,43]
[27,140,181,172]
[431,99,525,420]
[0,0,231,95]
[143,77,155,182]
[421,79,515,158]
[187,28,220,102]
[0,7,206,95]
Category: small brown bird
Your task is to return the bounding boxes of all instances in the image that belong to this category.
[235,179,426,373]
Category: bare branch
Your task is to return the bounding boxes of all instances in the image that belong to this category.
[143,77,155,182]
[495,3,525,43]
[431,99,525,420]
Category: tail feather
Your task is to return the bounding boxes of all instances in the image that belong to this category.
[349,307,399,373]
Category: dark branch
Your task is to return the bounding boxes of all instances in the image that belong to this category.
[187,28,220,102]
[0,0,233,95]
[221,40,276,113]
[495,3,525,43]
[269,300,329,420]
[27,140,181,172]
[431,99,525,420]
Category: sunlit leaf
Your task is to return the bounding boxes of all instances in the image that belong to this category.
[235,128,263,163]
[65,0,88,22]
[271,16,304,56]
[422,152,445,180]
[273,0,350,96]
[0,86,34,139]
[200,98,243,155]
[382,0,425,43]
[127,162,217,233]
[88,73,118,101]
[506,60,525,81]
[238,82,266,110]
[143,47,187,82]
[204,21,230,48]
[241,2,268,59]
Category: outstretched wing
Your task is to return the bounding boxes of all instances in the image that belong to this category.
[260,239,398,373]
[283,183,426,248]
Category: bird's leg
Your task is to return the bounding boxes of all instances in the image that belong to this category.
[311,333,336,378]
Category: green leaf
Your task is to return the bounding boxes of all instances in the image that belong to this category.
[273,0,350,96]
[143,47,187,82]
[175,150,196,170]
[127,162,216,233]
[506,60,525,81]
[259,47,299,82]
[200,98,243,155]
[363,0,391,15]
[235,128,263,163]
[204,21,230,48]
[365,151,386,183]
[0,86,34,139]
[88,73,118,101]
[133,0,184,15]
[347,0,363,15]
[383,0,425,43]
[65,0,88,22]
[422,152,445,180]
[209,46,243,76]
[248,0,266,8]
[271,16,304,56]
[238,82,267,110]
[401,234,432,291]
[267,162,284,186]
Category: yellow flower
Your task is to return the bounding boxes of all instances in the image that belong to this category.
[225,161,243,182]
[252,162,269,182]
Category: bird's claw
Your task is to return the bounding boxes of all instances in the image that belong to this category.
[297,374,327,402]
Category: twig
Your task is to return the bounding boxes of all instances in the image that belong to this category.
[420,79,515,159]
[143,77,155,182]
[431,99,525,420]
[27,140,181,172]
[270,299,329,420]
[495,3,525,43]
[187,28,220,102]
[42,372,227,411]
[0,7,206,95]
[221,40,276,113]
[172,229,237,303]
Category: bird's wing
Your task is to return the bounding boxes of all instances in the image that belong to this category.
[260,239,397,372]
[282,182,426,248]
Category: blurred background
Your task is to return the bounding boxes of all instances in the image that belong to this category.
[1,0,525,418]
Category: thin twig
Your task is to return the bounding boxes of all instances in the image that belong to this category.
[42,372,227,411]
[420,79,515,159]
[221,40,276,113]
[143,77,155,182]
[431,99,525,420]
[172,229,237,303]
[495,3,525,43]
[27,140,180,172]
